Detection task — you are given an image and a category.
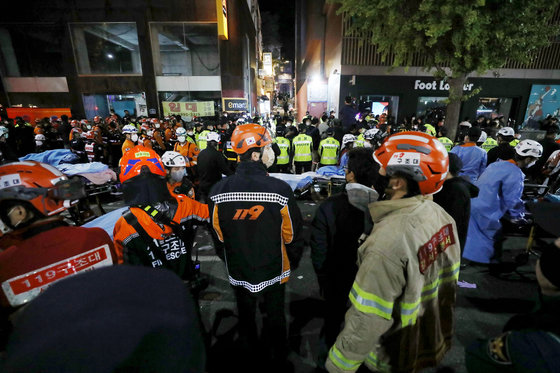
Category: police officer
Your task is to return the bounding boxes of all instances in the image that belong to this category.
[318,127,340,168]
[437,127,454,152]
[274,125,292,173]
[208,123,304,371]
[481,132,498,152]
[291,123,313,174]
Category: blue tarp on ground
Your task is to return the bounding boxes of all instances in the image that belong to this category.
[19,149,80,166]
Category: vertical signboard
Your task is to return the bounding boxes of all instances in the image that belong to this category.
[217,0,228,40]
[263,52,273,76]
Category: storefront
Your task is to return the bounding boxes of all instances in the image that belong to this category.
[339,74,560,128]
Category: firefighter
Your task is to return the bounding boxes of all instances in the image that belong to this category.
[326,132,460,373]
[150,118,167,155]
[112,145,209,286]
[208,123,304,371]
[174,127,200,181]
[121,124,138,156]
[0,161,117,338]
[161,150,196,200]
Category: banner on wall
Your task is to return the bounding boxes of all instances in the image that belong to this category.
[522,84,560,129]
[6,108,72,123]
[222,97,248,113]
[162,101,215,118]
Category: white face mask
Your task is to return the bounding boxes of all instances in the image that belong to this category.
[345,183,379,212]
[35,141,43,147]
[525,160,537,169]
[131,134,139,142]
[187,131,194,136]
[363,141,372,148]
[155,123,160,128]
[178,136,186,143]
[261,145,275,168]
[170,168,186,183]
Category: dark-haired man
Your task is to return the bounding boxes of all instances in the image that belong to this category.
[311,147,380,369]
[450,126,487,182]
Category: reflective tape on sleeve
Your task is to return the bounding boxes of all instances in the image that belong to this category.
[349,281,393,319]
[328,345,363,371]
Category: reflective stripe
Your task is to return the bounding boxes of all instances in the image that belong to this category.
[366,352,390,372]
[228,270,290,293]
[328,345,362,371]
[399,261,460,326]
[349,282,393,319]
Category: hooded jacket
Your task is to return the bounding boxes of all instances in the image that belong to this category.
[326,195,461,373]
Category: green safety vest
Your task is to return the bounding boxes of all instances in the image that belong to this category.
[292,134,313,162]
[319,137,340,165]
[510,138,520,147]
[437,137,454,152]
[424,123,436,136]
[482,137,498,152]
[354,133,365,147]
[275,137,291,165]
[197,130,210,150]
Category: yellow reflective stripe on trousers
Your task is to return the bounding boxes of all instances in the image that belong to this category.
[349,282,393,319]
[366,352,390,373]
[328,345,362,371]
[400,261,460,326]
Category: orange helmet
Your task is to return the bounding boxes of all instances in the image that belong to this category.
[119,145,166,183]
[230,123,272,154]
[0,161,84,219]
[373,131,449,195]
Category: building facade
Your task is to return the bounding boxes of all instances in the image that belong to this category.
[295,0,560,129]
[0,0,262,120]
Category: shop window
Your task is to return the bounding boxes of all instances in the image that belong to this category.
[360,95,400,121]
[70,23,142,75]
[416,97,447,119]
[82,93,147,121]
[477,97,513,125]
[151,23,220,76]
[0,26,64,77]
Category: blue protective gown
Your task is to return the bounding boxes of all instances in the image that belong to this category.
[462,159,525,263]
[450,143,487,183]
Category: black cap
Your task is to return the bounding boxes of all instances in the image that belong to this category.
[2,266,206,372]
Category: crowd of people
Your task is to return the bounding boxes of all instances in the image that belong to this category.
[0,97,559,373]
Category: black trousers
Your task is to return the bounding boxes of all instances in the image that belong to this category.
[233,284,288,367]
[294,161,312,174]
[276,164,292,174]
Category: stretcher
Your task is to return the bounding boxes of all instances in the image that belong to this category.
[269,169,347,200]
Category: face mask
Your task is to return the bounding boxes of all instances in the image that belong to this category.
[525,160,537,169]
[131,134,139,142]
[170,168,186,183]
[35,141,43,147]
[187,131,194,136]
[305,121,311,125]
[363,141,372,148]
[155,123,160,129]
[261,145,275,168]
[178,136,186,143]
[287,122,292,126]
[345,183,379,212]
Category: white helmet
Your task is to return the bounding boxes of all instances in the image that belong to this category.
[161,151,187,167]
[206,132,221,143]
[497,127,515,137]
[363,128,380,140]
[122,124,138,134]
[477,131,488,143]
[34,134,46,141]
[342,134,356,147]
[175,127,187,136]
[146,130,154,138]
[0,126,8,139]
[515,139,543,158]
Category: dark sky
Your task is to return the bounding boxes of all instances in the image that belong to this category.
[259,1,295,61]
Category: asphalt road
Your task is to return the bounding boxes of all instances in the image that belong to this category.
[88,191,547,373]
